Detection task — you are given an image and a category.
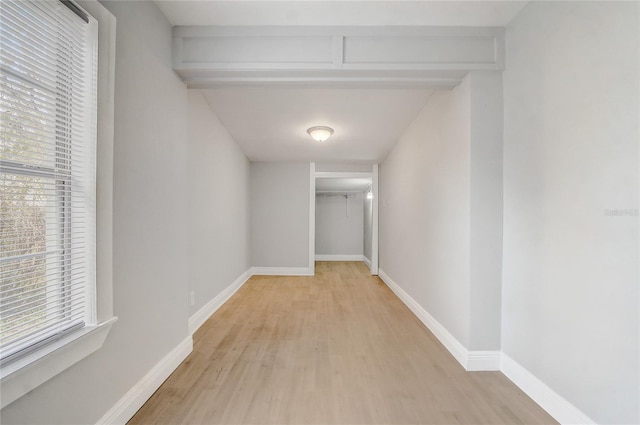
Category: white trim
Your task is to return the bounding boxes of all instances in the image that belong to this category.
[467,351,501,371]
[371,164,379,275]
[80,0,116,322]
[378,268,500,372]
[96,337,193,425]
[378,268,597,423]
[378,269,469,368]
[363,256,372,268]
[186,75,461,89]
[251,267,314,276]
[500,354,596,425]
[309,162,316,276]
[315,255,365,261]
[188,269,252,335]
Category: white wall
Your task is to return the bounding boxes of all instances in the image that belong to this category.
[380,81,472,346]
[380,71,503,355]
[251,162,311,269]
[468,72,503,350]
[315,193,364,256]
[502,2,639,423]
[363,187,373,263]
[187,90,251,317]
[1,1,190,423]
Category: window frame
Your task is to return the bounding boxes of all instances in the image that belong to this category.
[0,0,116,408]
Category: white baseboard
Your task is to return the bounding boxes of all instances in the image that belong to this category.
[363,256,372,268]
[188,269,252,335]
[96,337,193,425]
[251,266,313,276]
[467,351,501,371]
[378,268,499,372]
[315,255,365,261]
[378,269,468,368]
[377,269,599,424]
[501,354,595,425]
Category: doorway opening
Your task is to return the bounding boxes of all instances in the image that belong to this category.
[310,166,379,275]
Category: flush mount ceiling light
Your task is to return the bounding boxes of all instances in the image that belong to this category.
[307,126,334,142]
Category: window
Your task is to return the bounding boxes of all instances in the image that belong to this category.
[1,0,98,366]
[1,0,100,373]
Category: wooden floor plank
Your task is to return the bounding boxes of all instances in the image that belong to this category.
[128,261,557,424]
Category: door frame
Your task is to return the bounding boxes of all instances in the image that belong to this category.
[310,165,379,275]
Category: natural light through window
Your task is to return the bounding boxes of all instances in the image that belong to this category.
[0,0,97,366]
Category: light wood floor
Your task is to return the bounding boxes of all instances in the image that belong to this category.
[129,262,556,424]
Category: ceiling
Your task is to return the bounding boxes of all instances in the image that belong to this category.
[156,1,528,27]
[157,1,527,163]
[202,87,433,162]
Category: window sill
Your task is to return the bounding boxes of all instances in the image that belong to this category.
[0,317,117,409]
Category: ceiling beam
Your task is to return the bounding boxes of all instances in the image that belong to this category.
[173,26,504,87]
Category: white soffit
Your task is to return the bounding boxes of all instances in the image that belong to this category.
[201,86,433,162]
[173,25,505,86]
[166,2,517,86]
[156,1,528,27]
[173,26,504,88]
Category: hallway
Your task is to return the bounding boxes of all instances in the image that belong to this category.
[129,262,555,424]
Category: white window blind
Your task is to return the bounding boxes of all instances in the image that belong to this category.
[0,0,98,365]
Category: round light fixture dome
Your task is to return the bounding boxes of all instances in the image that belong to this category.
[307,126,334,142]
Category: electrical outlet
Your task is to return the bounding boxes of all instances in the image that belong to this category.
[189,290,195,306]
